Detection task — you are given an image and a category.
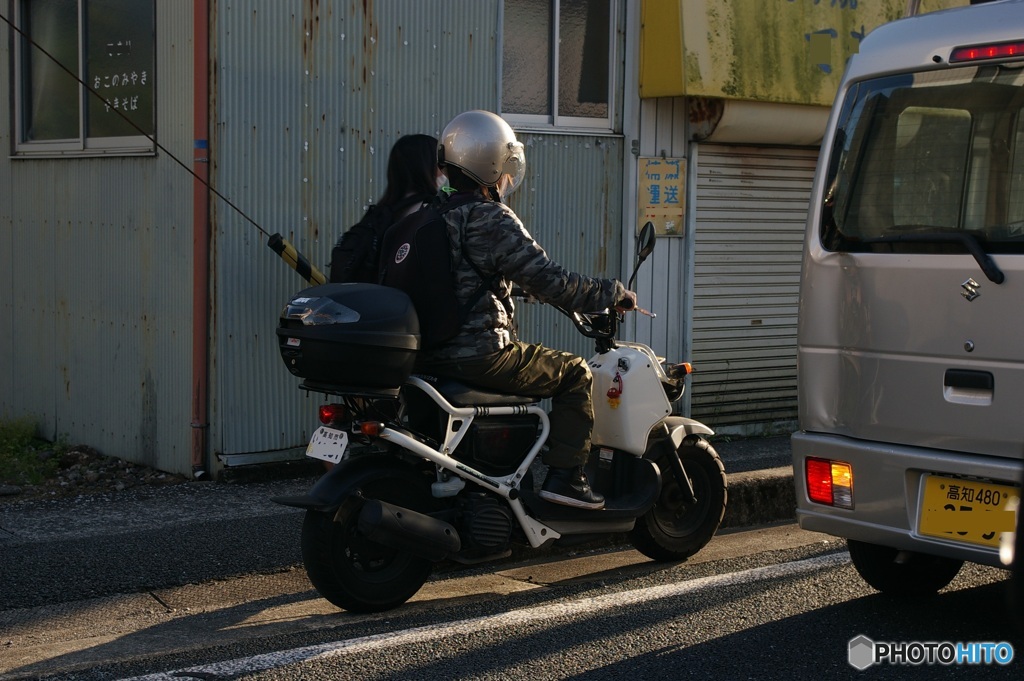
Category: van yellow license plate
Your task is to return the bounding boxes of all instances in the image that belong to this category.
[918,475,1018,548]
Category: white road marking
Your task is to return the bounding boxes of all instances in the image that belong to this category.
[120,551,849,680]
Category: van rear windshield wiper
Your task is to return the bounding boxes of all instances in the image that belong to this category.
[858,228,1005,284]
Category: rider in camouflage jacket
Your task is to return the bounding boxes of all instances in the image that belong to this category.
[415,195,626,365]
[417,110,636,510]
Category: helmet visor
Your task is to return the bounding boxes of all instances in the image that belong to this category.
[498,141,526,198]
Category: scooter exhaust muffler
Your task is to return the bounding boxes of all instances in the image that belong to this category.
[357,499,461,562]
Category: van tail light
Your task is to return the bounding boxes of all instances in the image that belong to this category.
[950,40,1024,63]
[806,457,854,509]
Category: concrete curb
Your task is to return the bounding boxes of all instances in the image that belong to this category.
[722,466,796,529]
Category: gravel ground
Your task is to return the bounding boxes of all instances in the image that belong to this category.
[0,445,188,504]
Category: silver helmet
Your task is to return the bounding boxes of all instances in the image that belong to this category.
[438,110,525,197]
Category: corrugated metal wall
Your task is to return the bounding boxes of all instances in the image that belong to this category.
[0,2,195,472]
[631,97,694,412]
[211,0,503,460]
[0,25,12,433]
[690,144,817,430]
[509,134,624,360]
[211,1,624,460]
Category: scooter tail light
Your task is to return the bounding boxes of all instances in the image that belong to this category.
[318,404,347,425]
[359,421,384,437]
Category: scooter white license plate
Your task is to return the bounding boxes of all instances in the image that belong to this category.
[305,426,349,464]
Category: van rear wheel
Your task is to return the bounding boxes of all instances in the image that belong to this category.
[847,539,963,595]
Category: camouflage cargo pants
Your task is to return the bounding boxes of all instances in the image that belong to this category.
[416,341,593,468]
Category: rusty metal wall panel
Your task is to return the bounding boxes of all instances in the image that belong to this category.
[0,2,196,473]
[0,32,10,429]
[211,0,505,456]
[211,1,628,458]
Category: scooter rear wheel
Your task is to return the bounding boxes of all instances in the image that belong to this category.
[301,471,434,613]
[630,436,727,561]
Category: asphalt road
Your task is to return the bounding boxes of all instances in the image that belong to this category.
[2,523,1018,680]
[0,435,791,612]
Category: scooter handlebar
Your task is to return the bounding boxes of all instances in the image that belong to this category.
[615,291,637,311]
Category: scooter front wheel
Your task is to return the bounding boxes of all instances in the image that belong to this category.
[630,436,727,561]
[301,472,433,613]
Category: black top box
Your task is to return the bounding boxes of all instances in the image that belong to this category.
[277,283,420,392]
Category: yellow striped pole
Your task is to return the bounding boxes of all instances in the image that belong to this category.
[267,233,327,286]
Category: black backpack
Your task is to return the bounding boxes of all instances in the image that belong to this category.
[379,193,499,350]
[329,195,428,284]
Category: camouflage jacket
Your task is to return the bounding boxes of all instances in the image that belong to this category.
[417,191,626,362]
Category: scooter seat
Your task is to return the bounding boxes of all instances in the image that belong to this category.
[413,375,537,407]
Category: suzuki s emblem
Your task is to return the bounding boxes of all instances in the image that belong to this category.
[394,243,411,264]
[961,278,981,302]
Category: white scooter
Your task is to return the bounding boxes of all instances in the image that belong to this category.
[274,223,727,612]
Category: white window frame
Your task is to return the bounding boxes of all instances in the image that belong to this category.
[12,0,156,158]
[500,0,620,134]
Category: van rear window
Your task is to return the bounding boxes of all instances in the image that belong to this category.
[821,64,1024,255]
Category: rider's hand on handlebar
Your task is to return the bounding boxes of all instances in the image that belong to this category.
[615,290,638,312]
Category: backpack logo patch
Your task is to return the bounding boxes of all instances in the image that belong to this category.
[394,243,411,264]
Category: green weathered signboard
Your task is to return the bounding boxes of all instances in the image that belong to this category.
[640,0,969,105]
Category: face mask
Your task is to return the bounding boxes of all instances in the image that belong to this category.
[436,173,449,190]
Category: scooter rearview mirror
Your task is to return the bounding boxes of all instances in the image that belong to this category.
[627,222,657,291]
[636,222,656,263]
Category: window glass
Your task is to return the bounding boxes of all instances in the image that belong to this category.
[502,0,615,129]
[1008,114,1024,232]
[17,0,155,154]
[86,0,155,138]
[24,0,79,141]
[821,65,1024,254]
[557,0,609,118]
[892,107,971,228]
[502,0,550,116]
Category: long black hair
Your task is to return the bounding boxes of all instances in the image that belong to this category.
[376,134,439,207]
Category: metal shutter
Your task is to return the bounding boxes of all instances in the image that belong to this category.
[689,144,818,430]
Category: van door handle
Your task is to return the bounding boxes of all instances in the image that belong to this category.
[943,369,993,406]
[944,369,993,391]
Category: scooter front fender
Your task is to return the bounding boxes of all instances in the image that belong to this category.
[271,455,422,513]
[652,416,713,505]
[664,415,714,446]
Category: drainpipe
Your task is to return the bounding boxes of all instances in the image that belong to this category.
[191,0,211,479]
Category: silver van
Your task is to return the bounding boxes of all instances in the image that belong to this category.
[793,0,1022,595]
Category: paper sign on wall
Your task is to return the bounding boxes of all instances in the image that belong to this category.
[639,157,686,236]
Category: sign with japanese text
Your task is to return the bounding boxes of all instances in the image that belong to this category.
[639,157,686,236]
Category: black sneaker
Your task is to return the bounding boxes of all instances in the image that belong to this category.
[539,467,605,510]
